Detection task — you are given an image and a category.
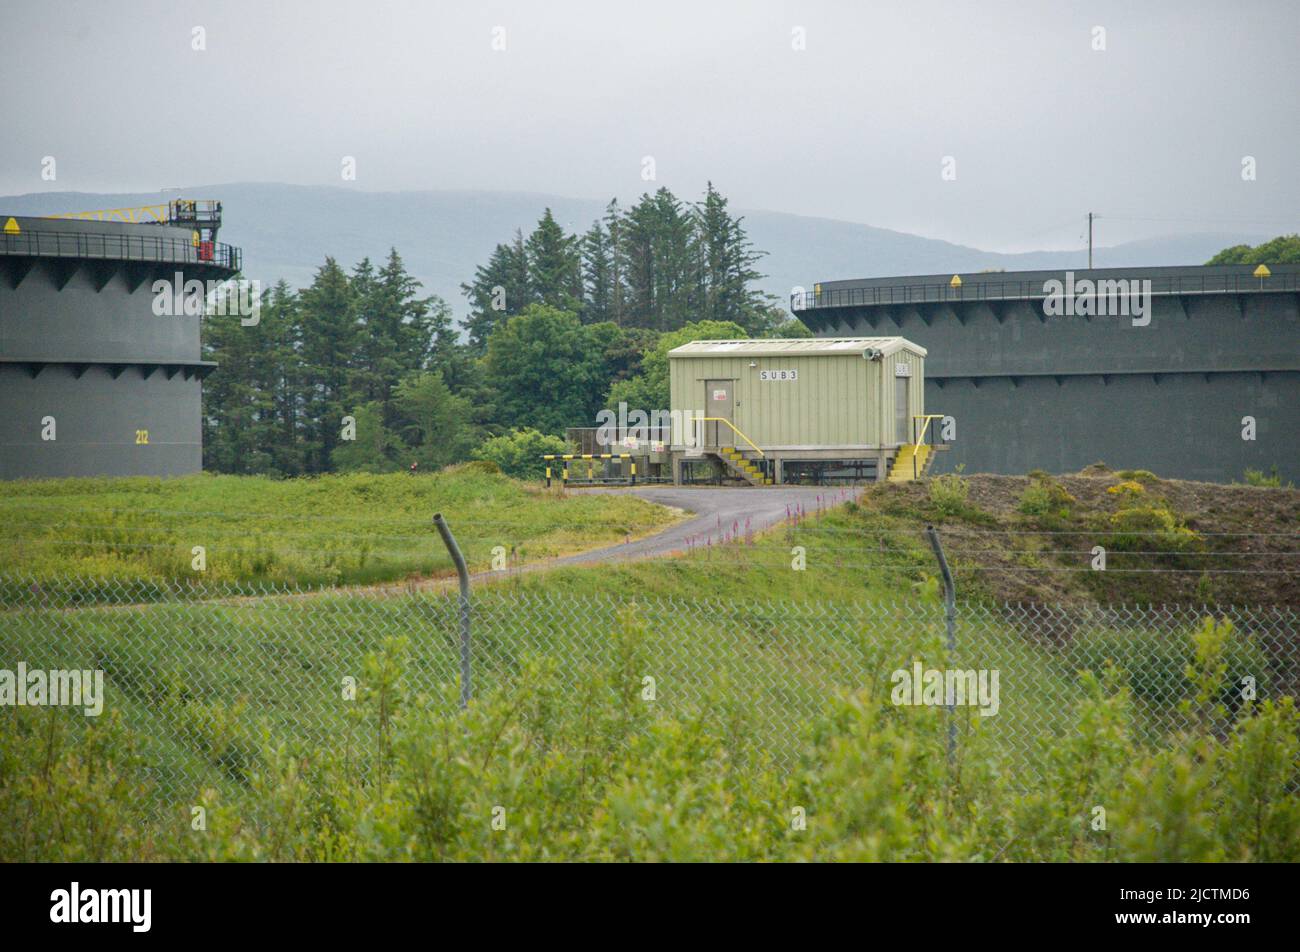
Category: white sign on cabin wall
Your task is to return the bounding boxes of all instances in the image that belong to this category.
[895,363,912,377]
[758,369,798,381]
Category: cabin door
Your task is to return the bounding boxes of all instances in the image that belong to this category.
[704,380,734,447]
[894,375,910,444]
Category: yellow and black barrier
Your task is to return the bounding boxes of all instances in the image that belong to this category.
[543,453,636,487]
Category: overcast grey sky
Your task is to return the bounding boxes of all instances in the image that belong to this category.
[2,0,1296,251]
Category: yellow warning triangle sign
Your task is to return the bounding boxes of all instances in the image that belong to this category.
[949,274,963,288]
[1253,264,1271,278]
[3,217,19,235]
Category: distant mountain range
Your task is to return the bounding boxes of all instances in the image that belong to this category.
[2,183,1266,316]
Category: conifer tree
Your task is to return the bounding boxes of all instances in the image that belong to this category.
[526,208,583,313]
[581,218,613,324]
[297,257,358,472]
[461,230,532,353]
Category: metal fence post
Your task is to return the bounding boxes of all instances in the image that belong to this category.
[433,513,472,709]
[925,525,957,763]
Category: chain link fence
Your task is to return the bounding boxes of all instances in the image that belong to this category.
[2,575,1296,805]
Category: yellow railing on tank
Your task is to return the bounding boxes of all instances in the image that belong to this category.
[44,200,222,227]
[44,204,171,224]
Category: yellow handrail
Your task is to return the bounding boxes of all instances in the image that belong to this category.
[45,204,171,224]
[911,413,944,445]
[698,417,765,457]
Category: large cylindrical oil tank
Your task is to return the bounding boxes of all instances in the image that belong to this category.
[792,265,1300,483]
[0,212,241,479]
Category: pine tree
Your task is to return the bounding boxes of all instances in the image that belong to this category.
[297,258,357,473]
[581,218,613,324]
[349,257,385,406]
[377,247,435,375]
[526,208,582,312]
[622,193,659,328]
[258,280,307,476]
[426,295,470,392]
[201,286,272,473]
[349,249,441,441]
[603,199,627,325]
[692,181,769,331]
[653,187,700,329]
[461,230,531,353]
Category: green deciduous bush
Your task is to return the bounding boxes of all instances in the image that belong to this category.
[1074,616,1270,713]
[471,429,568,480]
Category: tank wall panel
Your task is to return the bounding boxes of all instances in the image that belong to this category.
[851,293,1299,378]
[807,282,1299,482]
[0,364,202,479]
[0,264,202,363]
[926,371,1299,483]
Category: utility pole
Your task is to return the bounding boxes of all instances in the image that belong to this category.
[1087,212,1094,269]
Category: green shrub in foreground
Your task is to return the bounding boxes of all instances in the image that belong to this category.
[2,622,1297,862]
[928,467,971,517]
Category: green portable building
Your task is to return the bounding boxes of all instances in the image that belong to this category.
[666,336,932,483]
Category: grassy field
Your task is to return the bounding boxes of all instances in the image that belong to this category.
[2,467,1296,861]
[6,462,1290,606]
[0,465,682,593]
[5,487,1279,807]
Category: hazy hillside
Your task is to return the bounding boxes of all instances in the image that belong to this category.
[2,183,1265,315]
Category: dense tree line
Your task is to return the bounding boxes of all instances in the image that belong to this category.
[203,250,466,475]
[462,183,785,347]
[203,184,804,476]
[1206,234,1300,266]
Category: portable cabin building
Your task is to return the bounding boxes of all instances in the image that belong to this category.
[666,337,934,484]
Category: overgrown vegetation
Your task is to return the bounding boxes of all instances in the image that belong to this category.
[1074,617,1271,725]
[927,465,973,517]
[4,466,1295,861]
[1242,465,1294,489]
[3,618,1295,862]
[1018,473,1076,520]
[6,462,1293,610]
[854,466,1299,605]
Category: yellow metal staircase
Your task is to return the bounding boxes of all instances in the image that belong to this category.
[888,414,945,482]
[717,446,773,485]
[696,417,773,486]
[888,443,934,482]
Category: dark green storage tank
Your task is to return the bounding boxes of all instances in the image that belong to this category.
[0,205,241,479]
